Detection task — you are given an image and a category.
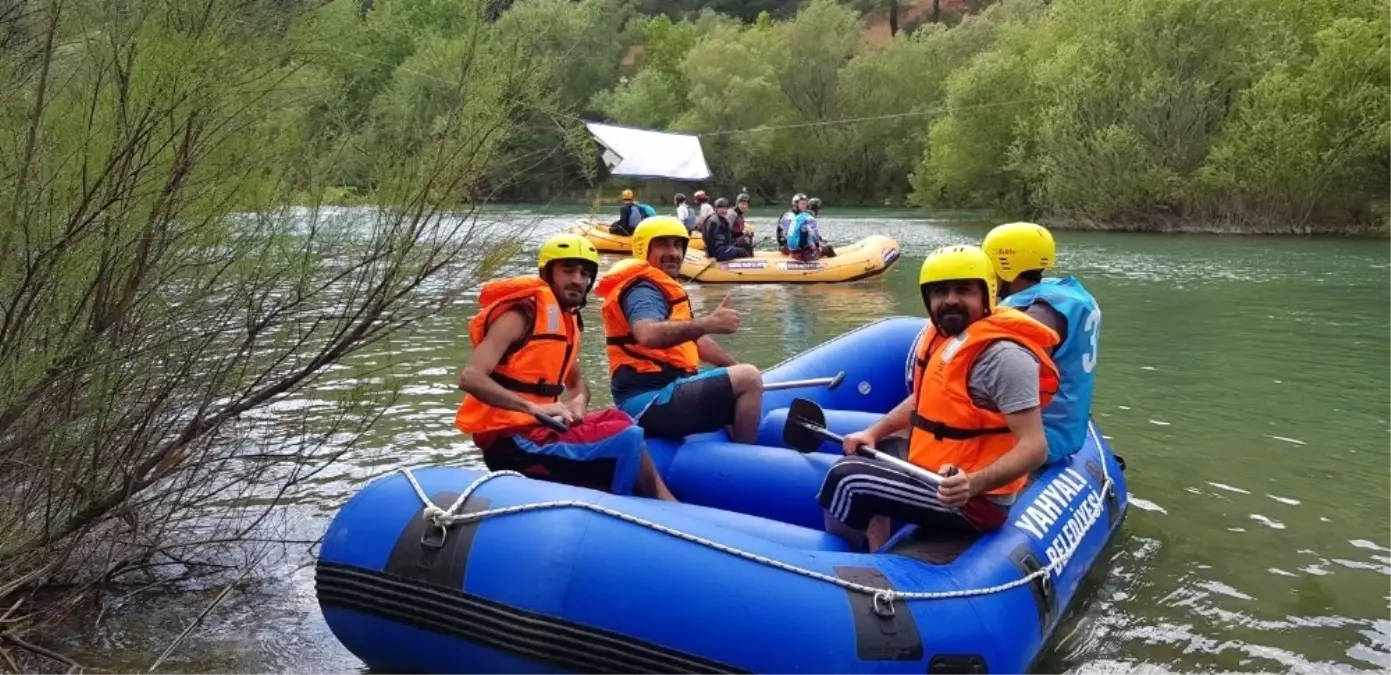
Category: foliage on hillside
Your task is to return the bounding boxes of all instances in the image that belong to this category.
[591,0,1388,232]
[271,0,1388,232]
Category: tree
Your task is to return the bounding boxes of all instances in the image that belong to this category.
[0,0,566,662]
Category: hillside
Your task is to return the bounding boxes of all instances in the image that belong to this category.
[620,0,978,68]
[859,0,973,44]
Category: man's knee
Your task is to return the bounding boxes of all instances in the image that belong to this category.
[817,456,860,502]
[823,455,869,487]
[727,363,762,396]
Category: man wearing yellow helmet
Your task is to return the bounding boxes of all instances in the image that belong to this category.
[610,188,655,237]
[984,222,1101,465]
[455,233,676,501]
[597,217,765,443]
[816,245,1060,551]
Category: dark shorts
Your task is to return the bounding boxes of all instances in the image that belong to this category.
[816,436,1010,535]
[616,368,737,439]
[474,409,645,495]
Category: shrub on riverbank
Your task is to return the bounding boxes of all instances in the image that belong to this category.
[0,0,563,665]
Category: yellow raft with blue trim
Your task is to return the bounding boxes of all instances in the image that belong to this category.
[569,218,705,255]
[678,235,901,284]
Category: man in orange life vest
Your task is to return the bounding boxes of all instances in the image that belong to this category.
[597,217,765,442]
[454,233,676,500]
[817,244,1061,551]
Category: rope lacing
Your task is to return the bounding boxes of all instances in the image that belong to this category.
[398,424,1114,615]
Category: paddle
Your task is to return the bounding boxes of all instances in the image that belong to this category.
[783,398,944,486]
[533,413,570,433]
[763,371,845,392]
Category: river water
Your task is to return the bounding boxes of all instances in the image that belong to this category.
[55,208,1390,673]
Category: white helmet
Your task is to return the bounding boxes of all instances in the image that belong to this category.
[791,192,807,207]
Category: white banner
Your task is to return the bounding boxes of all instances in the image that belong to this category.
[585,121,711,181]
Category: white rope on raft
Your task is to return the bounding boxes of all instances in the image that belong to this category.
[397,423,1113,614]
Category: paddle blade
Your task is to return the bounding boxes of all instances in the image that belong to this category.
[782,398,828,453]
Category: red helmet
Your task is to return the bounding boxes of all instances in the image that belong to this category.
[693,190,708,203]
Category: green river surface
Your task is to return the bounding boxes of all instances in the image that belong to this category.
[53,207,1391,673]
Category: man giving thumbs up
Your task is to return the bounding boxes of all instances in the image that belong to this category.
[596,217,765,443]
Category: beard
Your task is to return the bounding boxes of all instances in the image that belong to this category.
[932,306,970,336]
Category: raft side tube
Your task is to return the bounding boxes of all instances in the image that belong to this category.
[662,438,841,530]
[756,408,884,452]
[758,315,925,415]
[678,236,901,285]
[318,426,1128,674]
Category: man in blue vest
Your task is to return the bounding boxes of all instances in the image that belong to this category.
[786,197,836,261]
[611,189,656,236]
[983,222,1100,465]
[777,193,806,254]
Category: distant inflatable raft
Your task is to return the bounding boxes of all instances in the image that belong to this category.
[680,235,900,284]
[570,218,706,254]
[315,316,1129,674]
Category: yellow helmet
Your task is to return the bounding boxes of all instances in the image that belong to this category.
[918,244,997,311]
[621,189,635,201]
[537,233,600,273]
[982,221,1055,282]
[631,216,690,262]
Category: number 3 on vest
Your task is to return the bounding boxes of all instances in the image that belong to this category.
[1081,307,1101,374]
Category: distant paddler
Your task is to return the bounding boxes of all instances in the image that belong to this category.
[703,197,754,261]
[786,197,836,261]
[610,188,655,236]
[777,193,806,255]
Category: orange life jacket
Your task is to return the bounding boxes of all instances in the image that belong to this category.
[596,261,700,378]
[908,307,1061,496]
[454,277,579,435]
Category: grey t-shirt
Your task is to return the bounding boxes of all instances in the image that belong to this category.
[966,341,1041,414]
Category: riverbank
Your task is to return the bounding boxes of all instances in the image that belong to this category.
[1046,213,1391,238]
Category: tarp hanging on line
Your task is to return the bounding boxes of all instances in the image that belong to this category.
[585,121,711,181]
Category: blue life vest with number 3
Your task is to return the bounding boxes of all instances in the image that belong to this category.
[1001,275,1100,465]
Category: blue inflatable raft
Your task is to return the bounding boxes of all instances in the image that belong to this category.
[316,317,1129,673]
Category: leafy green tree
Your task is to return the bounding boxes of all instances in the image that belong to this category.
[0,0,561,653]
[1199,11,1390,231]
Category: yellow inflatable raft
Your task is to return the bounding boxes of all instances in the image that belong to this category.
[678,235,901,284]
[569,218,705,254]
